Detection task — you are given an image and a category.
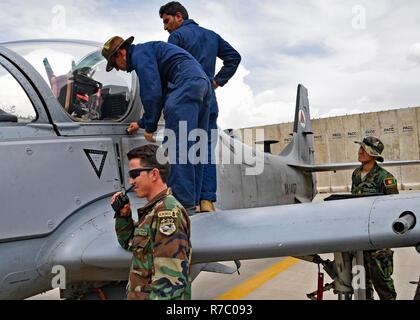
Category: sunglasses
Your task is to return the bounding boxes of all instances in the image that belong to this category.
[128,167,155,179]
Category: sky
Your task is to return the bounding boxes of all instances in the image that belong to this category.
[0,0,419,129]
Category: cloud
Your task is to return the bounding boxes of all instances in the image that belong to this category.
[0,1,167,43]
[216,65,294,129]
[220,0,420,128]
[1,0,420,129]
[0,68,36,118]
[408,43,420,65]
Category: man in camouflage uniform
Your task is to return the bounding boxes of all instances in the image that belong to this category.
[111,144,192,300]
[351,136,398,300]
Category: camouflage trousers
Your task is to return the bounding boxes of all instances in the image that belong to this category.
[363,249,397,300]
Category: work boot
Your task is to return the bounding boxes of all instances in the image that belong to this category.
[200,200,215,212]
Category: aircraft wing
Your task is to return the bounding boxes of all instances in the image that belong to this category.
[49,192,420,273]
[289,160,420,172]
[191,192,420,264]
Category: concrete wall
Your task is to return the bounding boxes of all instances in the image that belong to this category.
[240,107,420,192]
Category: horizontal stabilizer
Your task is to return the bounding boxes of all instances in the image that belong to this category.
[289,160,420,172]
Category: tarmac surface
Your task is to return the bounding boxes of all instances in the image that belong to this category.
[191,248,420,300]
[29,192,420,300]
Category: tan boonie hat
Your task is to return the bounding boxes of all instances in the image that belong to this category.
[355,136,385,162]
[102,36,134,72]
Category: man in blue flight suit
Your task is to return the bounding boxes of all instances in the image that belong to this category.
[102,36,211,214]
[159,2,242,212]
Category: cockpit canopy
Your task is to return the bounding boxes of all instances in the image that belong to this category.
[2,40,135,122]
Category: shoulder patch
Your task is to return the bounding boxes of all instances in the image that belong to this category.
[383,177,397,188]
[157,210,179,219]
[134,227,149,237]
[159,219,177,236]
[157,206,182,236]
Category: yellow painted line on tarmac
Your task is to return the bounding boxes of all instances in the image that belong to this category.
[216,257,300,300]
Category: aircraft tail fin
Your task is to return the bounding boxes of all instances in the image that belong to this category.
[280,84,316,199]
[281,84,314,166]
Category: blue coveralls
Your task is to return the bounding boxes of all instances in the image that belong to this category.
[126,42,211,208]
[168,19,241,202]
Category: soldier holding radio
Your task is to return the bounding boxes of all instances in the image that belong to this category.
[111,144,192,300]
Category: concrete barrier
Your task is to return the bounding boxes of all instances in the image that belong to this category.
[240,107,420,192]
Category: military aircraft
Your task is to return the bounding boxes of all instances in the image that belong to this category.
[0,39,419,300]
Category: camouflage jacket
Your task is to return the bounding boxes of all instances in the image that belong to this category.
[351,163,399,195]
[115,188,192,300]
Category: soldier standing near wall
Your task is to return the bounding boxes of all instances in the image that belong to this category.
[351,136,398,300]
